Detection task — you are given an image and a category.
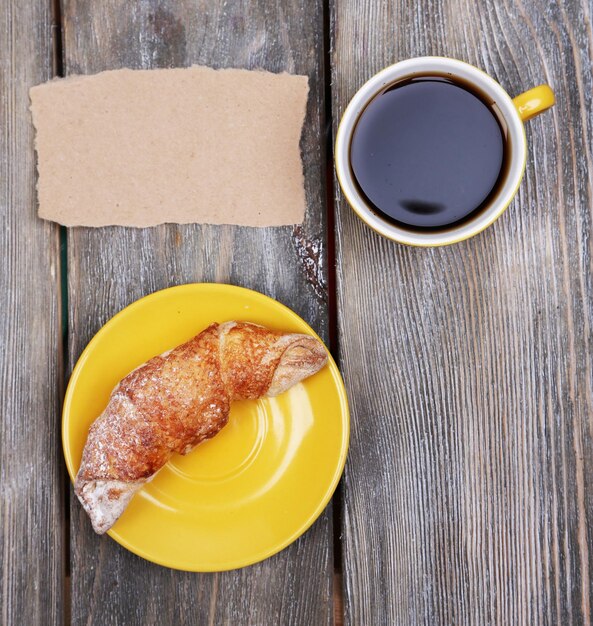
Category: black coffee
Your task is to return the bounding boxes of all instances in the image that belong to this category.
[350,75,507,230]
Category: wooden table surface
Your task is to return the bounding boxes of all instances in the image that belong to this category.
[2,0,592,624]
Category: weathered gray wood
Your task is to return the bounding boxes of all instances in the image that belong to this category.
[61,0,333,624]
[331,0,593,624]
[0,1,64,624]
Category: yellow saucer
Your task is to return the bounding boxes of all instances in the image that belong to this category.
[62,283,349,571]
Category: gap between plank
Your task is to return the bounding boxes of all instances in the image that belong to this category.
[322,1,345,625]
[50,0,70,624]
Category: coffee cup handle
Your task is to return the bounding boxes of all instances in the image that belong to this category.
[512,85,555,122]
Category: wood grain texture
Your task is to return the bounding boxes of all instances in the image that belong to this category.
[0,0,64,624]
[330,0,593,624]
[61,0,332,624]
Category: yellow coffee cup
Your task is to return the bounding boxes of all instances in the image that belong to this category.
[334,57,554,246]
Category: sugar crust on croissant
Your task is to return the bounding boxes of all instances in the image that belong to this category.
[74,321,328,534]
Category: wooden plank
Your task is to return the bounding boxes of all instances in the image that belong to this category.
[61,1,333,623]
[0,1,64,624]
[330,0,593,623]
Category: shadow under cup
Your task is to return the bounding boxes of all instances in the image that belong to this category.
[335,57,528,247]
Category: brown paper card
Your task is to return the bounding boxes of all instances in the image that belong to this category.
[30,66,309,227]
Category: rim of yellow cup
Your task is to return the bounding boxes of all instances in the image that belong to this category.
[334,56,554,247]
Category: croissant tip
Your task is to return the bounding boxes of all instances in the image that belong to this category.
[267,334,328,396]
[75,477,144,535]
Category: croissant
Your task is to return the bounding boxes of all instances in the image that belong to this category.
[75,321,328,534]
